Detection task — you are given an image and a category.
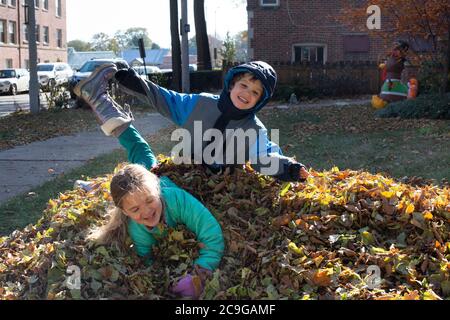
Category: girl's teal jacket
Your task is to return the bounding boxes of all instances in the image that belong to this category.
[119,124,224,271]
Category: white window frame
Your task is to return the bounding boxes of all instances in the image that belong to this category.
[260,0,279,7]
[56,28,62,47]
[55,0,61,17]
[8,21,16,44]
[43,25,49,44]
[292,43,328,64]
[23,23,28,43]
[0,20,5,43]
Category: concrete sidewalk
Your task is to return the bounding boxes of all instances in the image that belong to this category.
[0,113,171,204]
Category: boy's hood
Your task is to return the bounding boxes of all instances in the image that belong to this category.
[223,61,277,113]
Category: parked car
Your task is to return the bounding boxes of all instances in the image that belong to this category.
[132,65,162,76]
[37,62,73,90]
[68,58,130,107]
[0,69,30,95]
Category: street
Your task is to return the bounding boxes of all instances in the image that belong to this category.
[0,93,49,117]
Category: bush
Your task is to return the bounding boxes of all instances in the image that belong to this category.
[42,84,71,110]
[274,75,372,101]
[376,93,450,119]
[417,60,449,94]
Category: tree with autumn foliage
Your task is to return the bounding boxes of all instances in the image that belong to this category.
[338,0,450,93]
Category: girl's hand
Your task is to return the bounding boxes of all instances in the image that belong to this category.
[299,167,310,180]
[171,266,212,299]
[171,274,201,299]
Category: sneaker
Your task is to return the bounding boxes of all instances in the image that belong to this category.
[74,64,133,137]
[74,180,94,192]
[73,63,117,104]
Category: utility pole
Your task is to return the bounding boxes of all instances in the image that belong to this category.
[180,0,190,93]
[25,0,40,114]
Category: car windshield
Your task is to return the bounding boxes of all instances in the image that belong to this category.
[0,70,16,78]
[37,65,55,72]
[79,61,110,73]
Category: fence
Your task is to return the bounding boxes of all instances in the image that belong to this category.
[224,60,383,99]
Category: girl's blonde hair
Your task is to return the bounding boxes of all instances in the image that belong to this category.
[88,163,161,250]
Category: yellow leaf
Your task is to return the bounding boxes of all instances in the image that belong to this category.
[312,269,333,287]
[423,211,433,220]
[381,191,394,199]
[288,242,304,256]
[405,203,415,214]
[48,199,57,209]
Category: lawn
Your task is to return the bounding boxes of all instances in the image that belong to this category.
[0,102,449,236]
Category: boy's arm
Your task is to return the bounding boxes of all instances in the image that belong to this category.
[168,188,224,271]
[248,127,307,181]
[131,78,200,126]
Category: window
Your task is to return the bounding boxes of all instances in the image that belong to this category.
[9,0,16,7]
[35,0,39,8]
[43,26,49,44]
[0,0,6,6]
[23,24,28,42]
[260,0,279,7]
[343,35,369,61]
[0,20,5,43]
[55,0,61,17]
[343,35,369,53]
[35,24,40,43]
[56,28,62,47]
[8,21,16,44]
[6,59,13,68]
[43,0,48,10]
[293,44,326,64]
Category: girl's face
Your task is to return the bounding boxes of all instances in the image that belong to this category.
[230,74,264,110]
[121,189,163,228]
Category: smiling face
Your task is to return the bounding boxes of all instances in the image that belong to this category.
[121,188,163,228]
[229,73,264,110]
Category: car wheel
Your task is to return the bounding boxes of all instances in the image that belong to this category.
[9,84,17,96]
[49,79,56,89]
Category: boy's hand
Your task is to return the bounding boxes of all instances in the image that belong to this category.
[299,167,310,180]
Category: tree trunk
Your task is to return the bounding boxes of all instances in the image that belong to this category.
[170,0,182,91]
[194,0,212,70]
[445,21,450,92]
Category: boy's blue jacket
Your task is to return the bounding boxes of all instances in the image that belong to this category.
[116,61,305,181]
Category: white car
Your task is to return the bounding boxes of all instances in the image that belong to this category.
[0,69,30,95]
[133,65,162,76]
[37,62,73,90]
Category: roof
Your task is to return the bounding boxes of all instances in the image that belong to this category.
[68,47,118,69]
[119,48,170,66]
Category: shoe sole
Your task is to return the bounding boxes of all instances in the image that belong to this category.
[73,63,117,99]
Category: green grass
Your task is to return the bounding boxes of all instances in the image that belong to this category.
[0,128,176,236]
[258,105,449,182]
[1,103,449,236]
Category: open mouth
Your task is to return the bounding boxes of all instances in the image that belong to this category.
[238,96,249,104]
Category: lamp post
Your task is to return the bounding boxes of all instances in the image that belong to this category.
[25,0,40,114]
[181,0,190,93]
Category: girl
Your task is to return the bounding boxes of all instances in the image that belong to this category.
[80,78,225,299]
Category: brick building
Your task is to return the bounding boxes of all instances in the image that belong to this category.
[0,0,67,69]
[247,0,391,64]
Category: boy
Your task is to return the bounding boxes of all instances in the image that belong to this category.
[75,61,309,181]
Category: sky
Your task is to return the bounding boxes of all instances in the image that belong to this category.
[66,0,247,49]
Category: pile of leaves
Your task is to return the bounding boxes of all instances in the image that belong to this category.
[1,157,449,300]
